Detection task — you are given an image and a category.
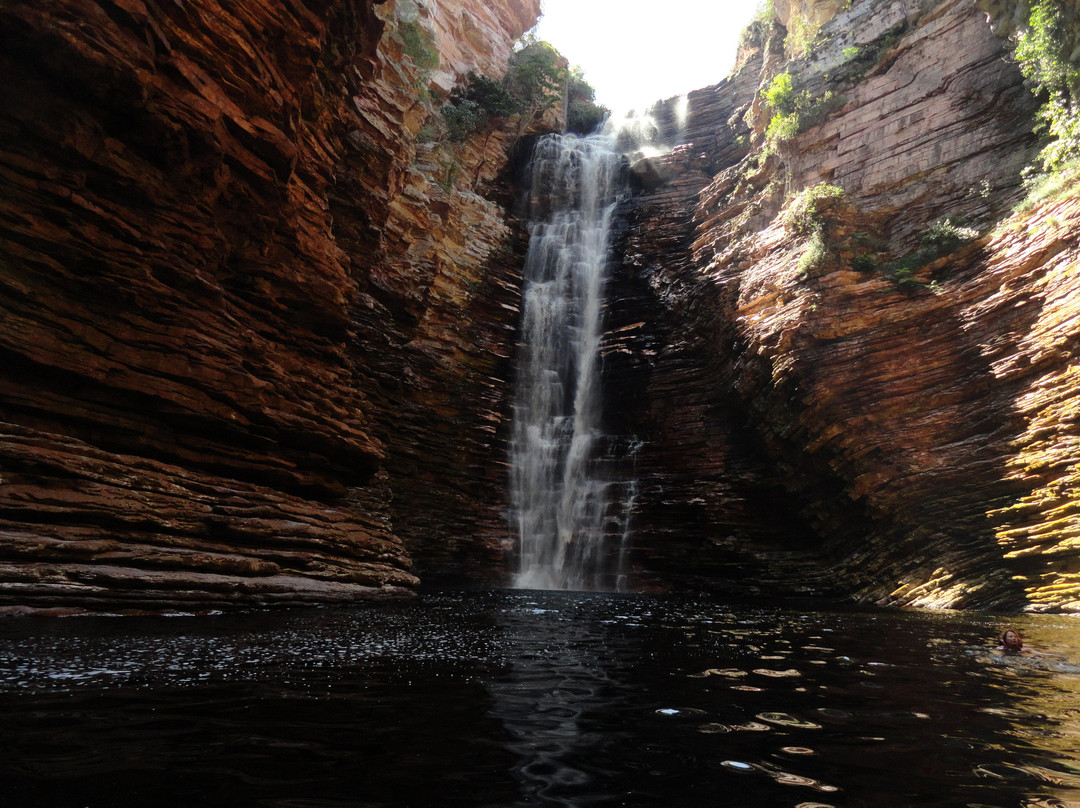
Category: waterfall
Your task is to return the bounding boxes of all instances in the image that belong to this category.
[509,132,633,592]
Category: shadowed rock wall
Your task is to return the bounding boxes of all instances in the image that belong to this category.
[0,0,538,611]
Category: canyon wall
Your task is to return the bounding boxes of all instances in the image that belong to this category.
[612,0,1080,610]
[1,0,1077,613]
[0,0,538,611]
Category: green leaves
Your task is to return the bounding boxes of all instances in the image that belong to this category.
[506,41,567,120]
[763,72,839,146]
[1014,0,1079,171]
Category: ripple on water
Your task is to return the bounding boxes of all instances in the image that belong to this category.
[975,762,1046,782]
[689,667,748,678]
[815,707,852,720]
[719,760,840,794]
[731,721,772,732]
[696,722,732,734]
[976,762,1080,789]
[720,760,755,772]
[757,712,823,729]
[4,591,1080,808]
[655,707,707,717]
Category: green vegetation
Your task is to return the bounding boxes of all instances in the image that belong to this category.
[919,217,979,255]
[566,67,606,135]
[784,13,821,57]
[1013,0,1080,172]
[764,71,799,143]
[783,184,848,274]
[739,0,776,51]
[763,72,840,146]
[441,73,517,142]
[737,0,835,59]
[505,39,570,127]
[783,183,846,235]
[440,100,484,143]
[837,21,910,82]
[435,159,460,194]
[855,217,979,292]
[399,21,439,84]
[1016,159,1080,214]
[436,40,606,144]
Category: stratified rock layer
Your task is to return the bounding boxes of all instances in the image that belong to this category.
[0,0,538,610]
[2,0,1077,613]
[613,0,1080,610]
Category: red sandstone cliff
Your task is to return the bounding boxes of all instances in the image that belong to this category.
[2,0,1077,614]
[613,0,1080,610]
[0,0,538,611]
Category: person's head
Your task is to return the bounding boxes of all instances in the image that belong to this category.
[1001,628,1023,653]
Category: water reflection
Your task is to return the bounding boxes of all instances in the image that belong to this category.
[0,593,1078,807]
[485,595,625,805]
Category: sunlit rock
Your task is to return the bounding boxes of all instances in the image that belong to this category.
[610,0,1080,611]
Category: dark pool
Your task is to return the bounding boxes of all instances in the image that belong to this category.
[2,590,1080,807]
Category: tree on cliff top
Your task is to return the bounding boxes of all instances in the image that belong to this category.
[1015,0,1080,171]
[439,39,606,143]
[506,38,568,130]
[566,66,607,135]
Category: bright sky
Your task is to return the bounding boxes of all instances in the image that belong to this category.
[533,0,764,112]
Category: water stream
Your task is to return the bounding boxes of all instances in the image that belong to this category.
[509,133,631,591]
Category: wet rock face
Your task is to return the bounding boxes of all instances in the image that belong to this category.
[611,0,1080,610]
[0,0,538,610]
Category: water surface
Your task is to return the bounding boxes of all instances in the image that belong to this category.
[3,591,1080,807]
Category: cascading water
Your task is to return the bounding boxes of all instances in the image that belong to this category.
[509,132,633,592]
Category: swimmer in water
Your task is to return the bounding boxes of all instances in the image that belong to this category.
[996,628,1060,660]
[998,628,1025,655]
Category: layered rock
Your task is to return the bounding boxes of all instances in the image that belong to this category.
[612,0,1080,610]
[0,0,538,611]
[2,0,1076,614]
